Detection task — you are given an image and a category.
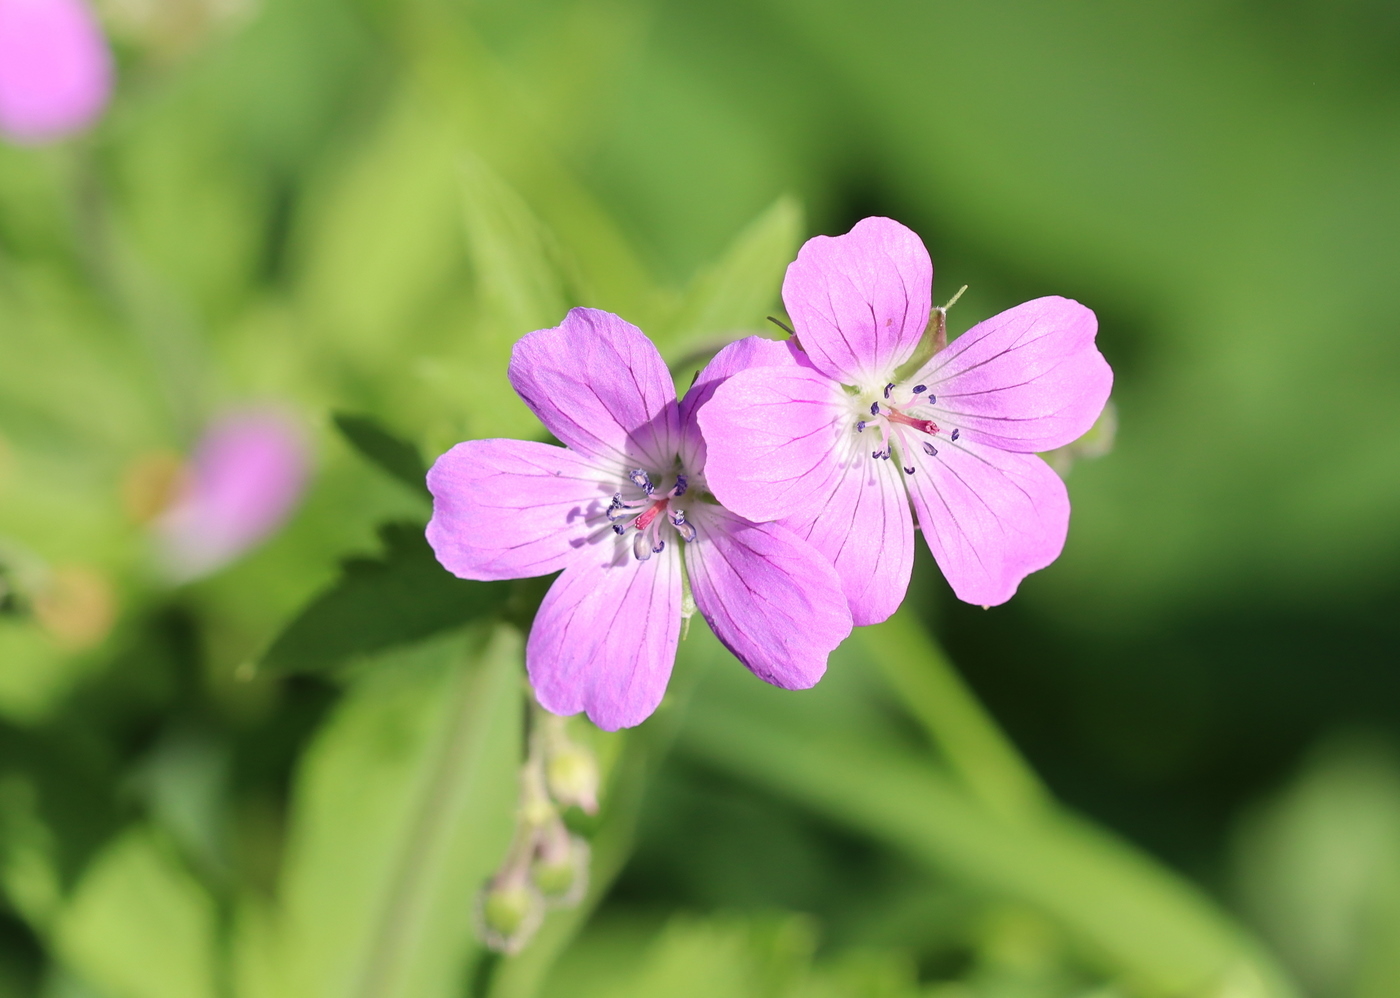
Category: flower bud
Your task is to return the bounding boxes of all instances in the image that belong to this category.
[475,875,544,955]
[531,820,589,907]
[545,742,599,816]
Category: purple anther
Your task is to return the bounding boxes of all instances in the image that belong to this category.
[928,394,936,405]
[922,441,937,457]
[913,384,927,394]
[884,383,895,399]
[670,509,696,543]
[951,428,960,441]
[653,540,665,553]
[628,468,655,495]
[856,421,866,433]
[872,449,881,459]
[672,474,688,497]
[904,465,915,475]
[612,524,626,535]
[869,401,880,416]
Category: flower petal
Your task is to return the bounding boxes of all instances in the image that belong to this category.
[783,449,914,626]
[426,439,616,581]
[904,435,1070,606]
[916,297,1112,453]
[509,307,681,470]
[697,365,849,525]
[155,410,308,581]
[678,335,808,472]
[683,504,851,690]
[0,0,112,143]
[782,217,932,386]
[527,547,682,731]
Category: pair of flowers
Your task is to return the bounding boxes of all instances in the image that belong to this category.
[428,217,1113,730]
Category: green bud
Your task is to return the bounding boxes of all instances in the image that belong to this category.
[545,744,599,816]
[531,822,590,906]
[476,878,544,954]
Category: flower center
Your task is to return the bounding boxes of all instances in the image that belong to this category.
[607,469,695,561]
[855,381,942,476]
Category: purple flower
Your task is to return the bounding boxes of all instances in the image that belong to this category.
[0,0,112,144]
[427,308,852,731]
[155,410,310,581]
[697,217,1113,619]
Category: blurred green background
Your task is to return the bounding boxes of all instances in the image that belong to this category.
[2,0,1399,995]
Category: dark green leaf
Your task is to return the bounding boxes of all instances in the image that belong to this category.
[260,523,511,674]
[333,413,430,494]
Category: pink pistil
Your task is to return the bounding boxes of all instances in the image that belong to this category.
[634,499,669,531]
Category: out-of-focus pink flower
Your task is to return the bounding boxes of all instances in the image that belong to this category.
[0,0,113,144]
[155,410,309,581]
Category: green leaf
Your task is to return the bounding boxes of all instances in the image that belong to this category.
[861,608,1050,823]
[52,828,219,998]
[679,624,1299,998]
[658,196,803,359]
[250,626,523,998]
[450,154,574,441]
[332,413,430,494]
[1231,734,1400,998]
[259,523,510,675]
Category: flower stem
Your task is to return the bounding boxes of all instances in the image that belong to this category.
[861,606,1049,823]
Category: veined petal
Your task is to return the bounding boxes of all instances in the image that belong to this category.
[426,439,616,581]
[914,297,1112,453]
[905,435,1070,607]
[782,216,931,386]
[783,449,914,626]
[697,365,850,525]
[509,307,682,470]
[683,504,851,690]
[678,336,808,472]
[527,545,682,731]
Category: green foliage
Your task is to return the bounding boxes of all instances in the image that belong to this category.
[331,413,429,495]
[252,626,523,998]
[260,523,509,675]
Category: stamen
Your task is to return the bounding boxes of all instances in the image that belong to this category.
[612,524,625,535]
[670,510,696,543]
[927,394,936,404]
[869,401,880,416]
[923,442,938,457]
[632,532,653,561]
[903,465,915,475]
[628,469,655,495]
[883,383,895,399]
[653,540,665,553]
[951,428,960,441]
[856,421,866,433]
[672,474,688,497]
[913,384,926,394]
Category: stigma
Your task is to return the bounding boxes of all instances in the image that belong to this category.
[860,384,944,474]
[607,469,694,560]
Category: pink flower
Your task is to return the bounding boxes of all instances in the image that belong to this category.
[154,410,310,581]
[698,217,1113,619]
[0,0,112,143]
[426,308,852,731]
